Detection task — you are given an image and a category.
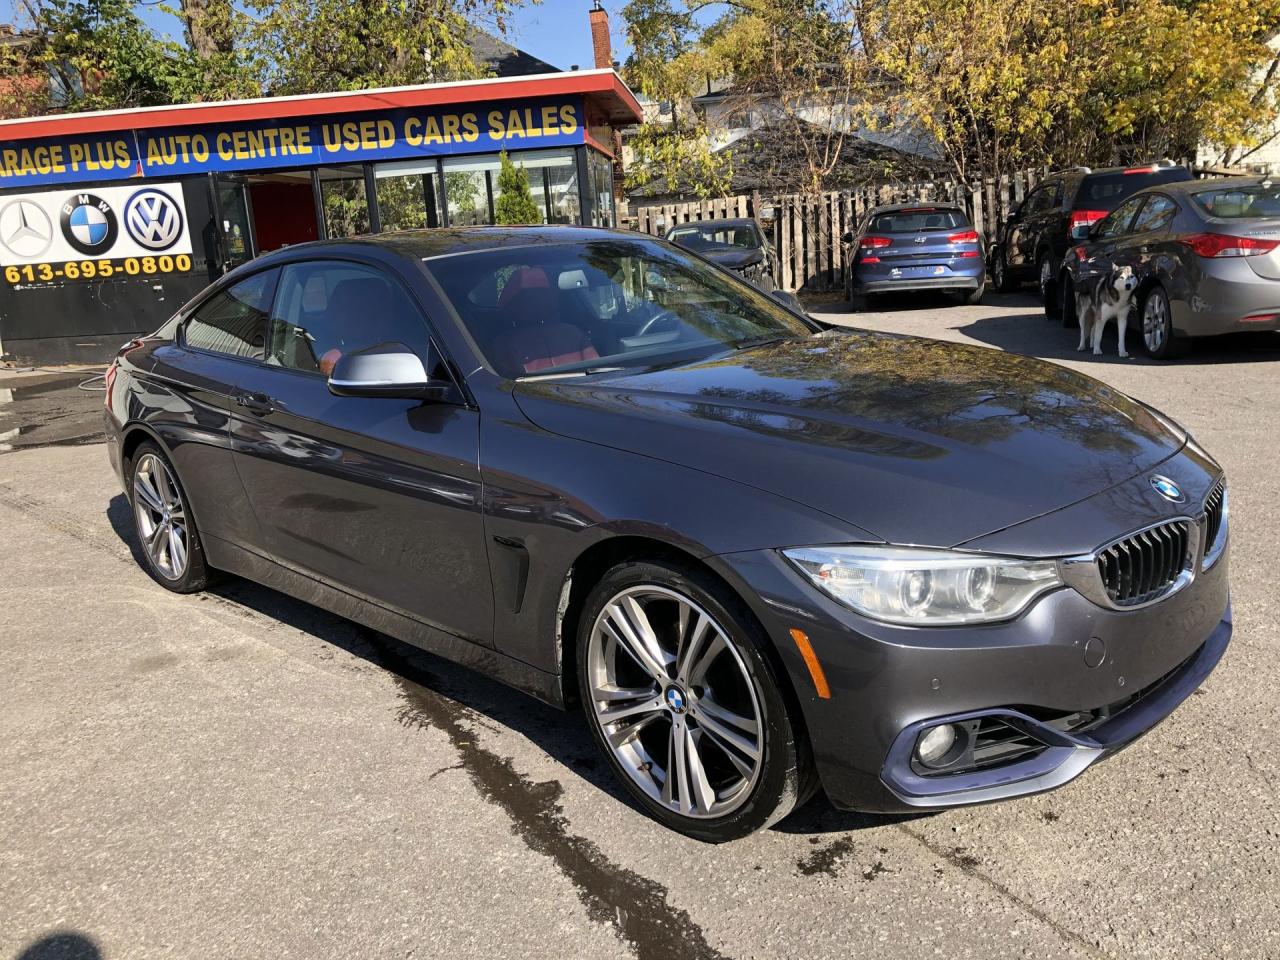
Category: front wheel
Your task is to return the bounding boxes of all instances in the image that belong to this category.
[578,560,813,842]
[1060,276,1078,328]
[1040,255,1060,320]
[1140,285,1187,359]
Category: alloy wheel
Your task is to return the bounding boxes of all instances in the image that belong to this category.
[586,585,764,819]
[133,453,189,581]
[1144,292,1168,353]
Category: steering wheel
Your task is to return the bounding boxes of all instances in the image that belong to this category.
[637,310,680,337]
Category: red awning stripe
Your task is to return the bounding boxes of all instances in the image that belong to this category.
[0,69,642,142]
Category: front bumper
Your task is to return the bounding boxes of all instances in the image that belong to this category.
[709,466,1231,813]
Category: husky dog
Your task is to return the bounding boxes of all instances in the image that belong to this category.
[1077,264,1139,357]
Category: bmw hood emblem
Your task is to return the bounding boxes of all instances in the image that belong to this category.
[1150,475,1185,503]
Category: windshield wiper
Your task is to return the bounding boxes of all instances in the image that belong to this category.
[732,335,791,351]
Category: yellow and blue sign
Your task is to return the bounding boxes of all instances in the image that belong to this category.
[0,96,585,189]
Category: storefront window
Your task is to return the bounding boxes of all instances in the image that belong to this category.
[547,162,579,224]
[374,159,443,231]
[588,149,616,227]
[318,165,369,238]
[442,156,494,226]
[490,149,577,225]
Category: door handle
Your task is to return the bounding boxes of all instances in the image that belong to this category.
[235,392,273,415]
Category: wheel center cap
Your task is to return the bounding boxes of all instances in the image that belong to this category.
[664,685,688,714]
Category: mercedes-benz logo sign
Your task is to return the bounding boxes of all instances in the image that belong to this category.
[124,189,184,251]
[60,193,118,256]
[0,199,54,260]
[1150,475,1185,503]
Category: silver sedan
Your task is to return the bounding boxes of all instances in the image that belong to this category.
[1056,176,1280,359]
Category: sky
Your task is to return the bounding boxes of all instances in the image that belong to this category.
[0,0,633,74]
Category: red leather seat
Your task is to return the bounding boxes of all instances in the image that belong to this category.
[491,267,599,375]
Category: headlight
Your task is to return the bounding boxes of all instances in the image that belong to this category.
[781,546,1062,626]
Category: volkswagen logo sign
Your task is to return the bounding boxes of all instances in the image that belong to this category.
[1150,475,1185,503]
[124,189,184,251]
[0,199,53,260]
[60,193,118,256]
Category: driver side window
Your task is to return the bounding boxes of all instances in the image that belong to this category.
[267,261,433,377]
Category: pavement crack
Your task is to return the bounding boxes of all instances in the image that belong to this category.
[369,631,731,960]
[896,824,1106,958]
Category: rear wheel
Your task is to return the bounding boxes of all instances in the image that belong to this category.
[129,442,211,593]
[990,248,1011,292]
[1141,285,1187,360]
[963,281,986,306]
[578,559,812,842]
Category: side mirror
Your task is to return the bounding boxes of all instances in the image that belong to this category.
[328,342,451,400]
[840,231,854,245]
[771,290,804,312]
[1070,223,1092,241]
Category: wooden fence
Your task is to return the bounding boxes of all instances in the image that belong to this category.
[626,161,1214,292]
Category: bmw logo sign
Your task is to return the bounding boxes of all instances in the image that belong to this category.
[60,193,118,255]
[124,189,184,251]
[664,686,688,714]
[1150,475,1185,503]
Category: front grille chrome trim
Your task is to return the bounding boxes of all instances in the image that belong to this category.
[1060,516,1202,611]
[1201,479,1228,571]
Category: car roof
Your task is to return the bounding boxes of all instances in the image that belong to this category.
[1149,176,1272,195]
[254,225,651,263]
[666,218,758,232]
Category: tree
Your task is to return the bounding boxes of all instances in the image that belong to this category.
[493,149,543,223]
[623,0,871,197]
[245,0,521,95]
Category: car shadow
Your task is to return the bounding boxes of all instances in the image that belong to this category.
[12,931,102,960]
[106,494,903,835]
[958,312,1280,366]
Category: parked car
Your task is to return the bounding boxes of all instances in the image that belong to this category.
[665,217,777,291]
[840,203,985,306]
[988,161,1194,312]
[106,226,1230,841]
[1057,176,1280,358]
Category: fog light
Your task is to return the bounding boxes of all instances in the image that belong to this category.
[916,724,957,767]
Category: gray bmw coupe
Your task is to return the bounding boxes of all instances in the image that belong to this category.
[105,226,1230,841]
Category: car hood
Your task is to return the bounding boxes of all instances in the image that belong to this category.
[512,331,1185,547]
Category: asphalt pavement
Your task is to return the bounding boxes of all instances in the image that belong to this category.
[1,292,1278,960]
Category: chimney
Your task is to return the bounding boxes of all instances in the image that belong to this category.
[589,1,612,70]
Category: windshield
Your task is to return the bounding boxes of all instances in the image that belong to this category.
[424,238,814,379]
[668,224,761,249]
[868,208,967,233]
[1190,184,1280,219]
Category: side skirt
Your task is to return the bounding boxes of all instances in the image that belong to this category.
[203,536,565,709]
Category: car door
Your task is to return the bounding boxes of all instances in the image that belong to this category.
[1008,185,1050,274]
[227,255,494,647]
[144,268,280,550]
[1112,193,1178,274]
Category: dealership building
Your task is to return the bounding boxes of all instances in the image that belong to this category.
[0,63,641,363]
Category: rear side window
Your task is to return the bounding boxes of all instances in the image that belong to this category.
[1131,195,1178,232]
[668,224,761,248]
[268,261,432,376]
[868,208,968,233]
[1190,184,1280,219]
[184,270,278,360]
[1077,168,1192,210]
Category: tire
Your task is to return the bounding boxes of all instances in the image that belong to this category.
[1140,285,1187,360]
[990,248,1012,292]
[963,281,986,306]
[577,559,813,842]
[1040,254,1060,320]
[128,441,211,593]
[1060,276,1078,328]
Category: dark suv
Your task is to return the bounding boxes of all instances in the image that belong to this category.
[989,162,1193,315]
